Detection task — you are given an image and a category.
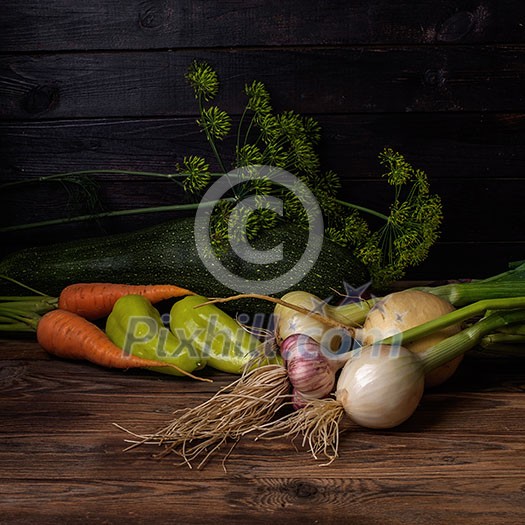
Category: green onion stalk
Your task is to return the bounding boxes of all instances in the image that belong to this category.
[417,307,525,372]
[380,296,525,348]
[479,332,525,357]
[416,260,525,306]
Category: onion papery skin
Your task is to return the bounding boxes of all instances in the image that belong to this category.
[336,345,425,429]
[275,291,329,344]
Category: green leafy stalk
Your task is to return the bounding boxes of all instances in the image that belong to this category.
[184,62,442,286]
[186,60,230,175]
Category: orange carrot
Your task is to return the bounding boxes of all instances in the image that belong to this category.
[57,283,195,320]
[36,309,209,381]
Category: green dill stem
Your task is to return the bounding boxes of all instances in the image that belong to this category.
[381,296,525,348]
[420,282,525,307]
[419,308,525,373]
[243,113,257,148]
[0,169,225,191]
[0,199,233,233]
[236,106,250,156]
[198,96,228,175]
[334,200,389,221]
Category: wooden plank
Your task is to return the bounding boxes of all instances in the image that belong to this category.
[1,1,524,52]
[1,46,525,119]
[1,477,522,525]
[2,177,524,241]
[1,114,524,277]
[0,340,524,524]
[2,114,525,182]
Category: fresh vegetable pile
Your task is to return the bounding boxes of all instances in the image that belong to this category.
[0,60,522,470]
[106,261,525,467]
[1,263,524,468]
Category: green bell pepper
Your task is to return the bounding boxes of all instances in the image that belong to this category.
[106,294,206,376]
[169,295,281,374]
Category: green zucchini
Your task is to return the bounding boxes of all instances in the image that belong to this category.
[0,217,368,313]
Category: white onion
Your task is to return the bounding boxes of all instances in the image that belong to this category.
[336,344,425,429]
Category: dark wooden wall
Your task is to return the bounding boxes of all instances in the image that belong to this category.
[1,1,525,280]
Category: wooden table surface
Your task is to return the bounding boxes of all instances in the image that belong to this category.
[1,337,524,525]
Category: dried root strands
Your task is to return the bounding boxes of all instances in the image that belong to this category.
[115,364,290,469]
[257,398,345,465]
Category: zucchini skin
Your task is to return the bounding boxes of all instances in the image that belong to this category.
[0,217,368,313]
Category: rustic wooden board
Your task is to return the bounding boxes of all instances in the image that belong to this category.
[2,112,523,278]
[0,338,524,524]
[1,0,524,51]
[1,3,524,280]
[0,3,524,523]
[1,46,525,119]
[2,113,525,182]
[2,177,523,240]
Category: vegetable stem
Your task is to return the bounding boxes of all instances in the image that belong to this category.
[497,323,525,335]
[334,200,389,221]
[0,322,35,332]
[198,96,228,175]
[421,282,525,307]
[0,199,233,233]
[326,298,379,326]
[482,333,525,345]
[200,293,355,331]
[420,309,525,373]
[0,169,224,191]
[381,296,525,347]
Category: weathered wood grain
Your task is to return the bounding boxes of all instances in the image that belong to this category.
[1,1,524,522]
[2,177,523,241]
[0,339,524,524]
[1,1,523,52]
[1,46,525,119]
[2,113,525,182]
[1,111,523,279]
